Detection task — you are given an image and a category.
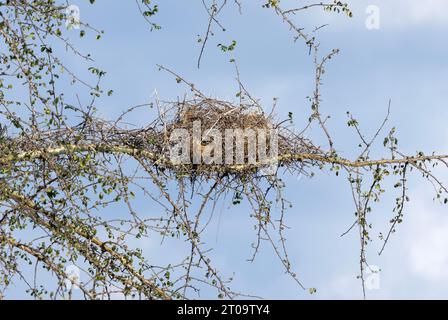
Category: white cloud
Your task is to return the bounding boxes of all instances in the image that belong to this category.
[289,1,448,34]
[369,0,448,28]
[396,0,448,24]
[406,198,448,284]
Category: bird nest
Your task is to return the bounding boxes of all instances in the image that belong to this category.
[130,98,324,176]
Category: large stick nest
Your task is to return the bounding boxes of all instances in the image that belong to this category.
[129,98,323,175]
[7,97,325,177]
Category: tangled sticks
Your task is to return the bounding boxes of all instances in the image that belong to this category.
[1,98,447,175]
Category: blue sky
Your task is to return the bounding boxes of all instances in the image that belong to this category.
[7,0,448,299]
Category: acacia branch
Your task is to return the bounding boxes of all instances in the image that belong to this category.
[1,143,447,171]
